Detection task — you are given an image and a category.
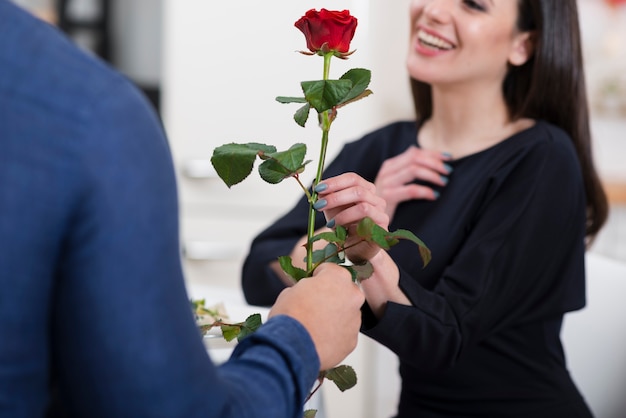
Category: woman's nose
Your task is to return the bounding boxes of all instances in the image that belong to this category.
[422,0,453,24]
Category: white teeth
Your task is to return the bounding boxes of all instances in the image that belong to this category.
[418,30,454,50]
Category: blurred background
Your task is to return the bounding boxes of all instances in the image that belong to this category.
[11,1,626,417]
[11,0,163,110]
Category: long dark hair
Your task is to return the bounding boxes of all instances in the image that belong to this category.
[410,0,608,242]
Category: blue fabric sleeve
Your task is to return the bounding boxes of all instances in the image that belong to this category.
[220,315,321,418]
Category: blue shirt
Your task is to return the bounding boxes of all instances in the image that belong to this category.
[0,2,319,416]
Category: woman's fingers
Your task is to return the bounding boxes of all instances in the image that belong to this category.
[315,172,376,194]
[314,173,389,229]
[372,146,453,218]
[317,184,385,212]
[381,183,440,202]
[324,202,389,230]
[376,146,452,188]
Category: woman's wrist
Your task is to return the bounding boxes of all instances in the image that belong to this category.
[360,250,410,318]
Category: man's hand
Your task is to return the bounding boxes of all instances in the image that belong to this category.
[269,263,364,370]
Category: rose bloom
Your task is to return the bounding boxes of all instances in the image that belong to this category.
[295,9,357,55]
[605,0,626,6]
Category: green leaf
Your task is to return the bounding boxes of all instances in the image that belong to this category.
[258,143,308,184]
[237,314,263,341]
[324,365,357,392]
[338,68,372,105]
[275,96,307,104]
[335,225,347,241]
[311,249,327,265]
[347,261,374,282]
[220,324,240,342]
[304,410,317,418]
[387,229,432,267]
[294,103,311,127]
[278,256,309,282]
[355,216,374,238]
[356,217,391,250]
[354,218,431,267]
[301,79,353,113]
[336,89,373,110]
[275,95,311,127]
[328,250,345,264]
[211,143,276,188]
[310,230,345,245]
[345,266,358,283]
[263,143,307,171]
[198,324,215,335]
[220,314,263,342]
[190,298,206,311]
[311,243,343,265]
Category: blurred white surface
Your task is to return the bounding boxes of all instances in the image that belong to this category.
[562,252,626,418]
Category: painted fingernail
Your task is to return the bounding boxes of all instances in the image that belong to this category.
[326,218,336,228]
[433,191,441,199]
[440,175,449,185]
[443,163,454,174]
[313,199,327,210]
[314,183,328,193]
[442,152,453,159]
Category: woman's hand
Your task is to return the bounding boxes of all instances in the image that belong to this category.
[314,172,389,264]
[313,173,416,318]
[374,146,452,219]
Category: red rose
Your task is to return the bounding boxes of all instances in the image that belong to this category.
[605,0,626,6]
[295,9,357,56]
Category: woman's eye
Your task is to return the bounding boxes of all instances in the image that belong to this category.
[463,0,486,12]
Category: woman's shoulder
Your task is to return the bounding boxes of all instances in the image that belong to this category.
[490,120,583,190]
[531,119,571,140]
[465,120,583,192]
[521,120,580,165]
[485,119,577,165]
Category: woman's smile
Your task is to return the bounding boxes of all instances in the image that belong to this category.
[416,28,456,54]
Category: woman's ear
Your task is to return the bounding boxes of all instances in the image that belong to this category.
[509,31,535,67]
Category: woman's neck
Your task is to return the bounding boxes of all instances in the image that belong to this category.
[419,82,533,158]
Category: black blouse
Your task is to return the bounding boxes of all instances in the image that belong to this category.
[242,120,593,417]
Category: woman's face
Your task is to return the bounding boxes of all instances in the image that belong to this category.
[407,0,531,88]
